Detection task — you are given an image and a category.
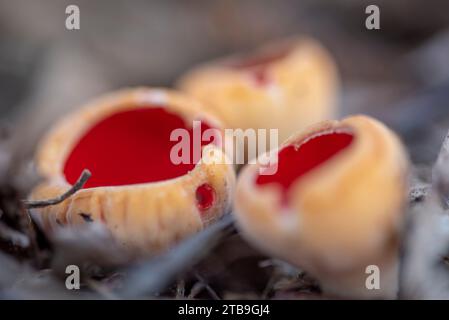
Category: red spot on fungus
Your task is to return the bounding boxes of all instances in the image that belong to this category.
[64,107,214,189]
[229,47,291,70]
[195,183,215,211]
[256,131,354,203]
[228,45,292,86]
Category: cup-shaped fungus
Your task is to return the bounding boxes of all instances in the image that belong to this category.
[178,37,339,146]
[234,115,409,299]
[29,88,236,255]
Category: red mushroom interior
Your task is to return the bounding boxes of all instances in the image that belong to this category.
[63,107,215,189]
[227,44,292,86]
[256,131,354,203]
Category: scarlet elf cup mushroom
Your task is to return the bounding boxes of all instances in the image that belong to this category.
[234,115,409,299]
[29,88,236,255]
[178,37,339,151]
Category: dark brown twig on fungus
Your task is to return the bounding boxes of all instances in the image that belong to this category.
[22,170,91,209]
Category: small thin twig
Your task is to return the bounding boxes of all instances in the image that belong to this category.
[261,272,277,299]
[22,170,91,209]
[176,279,185,299]
[187,282,205,299]
[86,279,119,300]
[194,272,221,300]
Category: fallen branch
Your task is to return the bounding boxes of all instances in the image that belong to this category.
[119,214,235,298]
[22,170,91,209]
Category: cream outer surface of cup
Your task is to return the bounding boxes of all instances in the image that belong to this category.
[29,88,236,255]
[234,115,409,299]
[178,37,340,146]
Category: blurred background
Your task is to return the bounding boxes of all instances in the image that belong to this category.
[1,0,449,165]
